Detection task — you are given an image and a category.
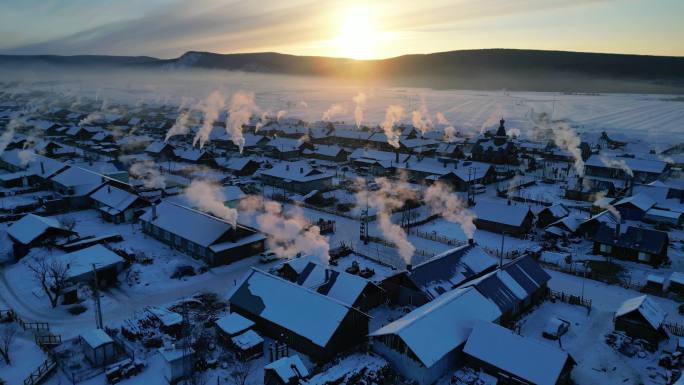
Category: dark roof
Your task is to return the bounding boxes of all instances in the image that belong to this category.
[407,244,498,299]
[593,223,668,254]
[460,255,551,313]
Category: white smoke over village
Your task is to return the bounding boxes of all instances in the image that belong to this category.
[226,91,256,154]
[129,160,166,189]
[435,112,457,142]
[599,155,633,177]
[591,190,621,221]
[193,90,225,149]
[353,92,367,128]
[184,180,238,227]
[322,103,346,122]
[276,110,287,122]
[239,196,329,261]
[552,123,585,176]
[411,97,432,136]
[424,182,477,239]
[355,175,417,265]
[381,105,405,148]
[165,110,191,142]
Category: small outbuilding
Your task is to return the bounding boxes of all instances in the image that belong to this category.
[264,355,309,385]
[80,329,118,367]
[614,295,668,345]
[160,346,195,384]
[215,312,255,343]
[230,330,264,360]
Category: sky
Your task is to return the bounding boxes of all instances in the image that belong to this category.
[1,0,683,60]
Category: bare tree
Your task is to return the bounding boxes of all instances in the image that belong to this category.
[28,256,70,308]
[0,325,18,365]
[229,358,252,385]
[59,216,77,240]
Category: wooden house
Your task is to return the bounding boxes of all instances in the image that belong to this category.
[614,295,668,345]
[592,223,669,266]
[472,201,535,236]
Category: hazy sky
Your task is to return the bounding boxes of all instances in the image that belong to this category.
[1,0,682,59]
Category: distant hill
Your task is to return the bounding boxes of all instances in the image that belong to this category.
[2,49,684,93]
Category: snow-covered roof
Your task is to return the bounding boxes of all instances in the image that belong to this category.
[140,201,233,247]
[7,213,67,245]
[174,148,210,162]
[54,244,125,280]
[310,144,345,157]
[216,156,257,171]
[463,321,571,385]
[285,260,377,306]
[260,161,334,183]
[615,295,665,330]
[670,272,684,286]
[614,193,656,212]
[585,155,667,174]
[90,185,139,213]
[215,313,255,336]
[264,355,309,382]
[51,166,105,196]
[229,269,364,347]
[80,329,113,348]
[473,201,533,227]
[407,244,498,299]
[231,329,263,350]
[145,141,172,154]
[645,208,681,220]
[266,137,303,152]
[370,287,501,368]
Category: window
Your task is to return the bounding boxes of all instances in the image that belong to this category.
[599,244,612,254]
[638,252,650,262]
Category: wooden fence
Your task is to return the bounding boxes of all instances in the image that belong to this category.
[412,229,466,247]
[548,289,592,314]
[23,357,57,385]
[664,322,684,337]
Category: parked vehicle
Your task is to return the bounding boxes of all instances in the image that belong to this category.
[259,251,278,264]
[470,184,486,194]
[542,317,570,340]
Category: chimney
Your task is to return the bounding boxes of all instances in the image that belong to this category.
[614,221,621,239]
[507,199,511,206]
[468,238,474,245]
[395,150,399,163]
[107,185,111,193]
[152,204,158,220]
[40,161,45,175]
[300,167,303,174]
[406,264,412,272]
[324,269,330,282]
[285,164,289,171]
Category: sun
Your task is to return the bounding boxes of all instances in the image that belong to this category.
[336,6,379,60]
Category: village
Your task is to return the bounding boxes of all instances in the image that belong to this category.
[0,86,684,385]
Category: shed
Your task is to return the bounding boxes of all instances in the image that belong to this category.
[215,312,255,342]
[7,213,75,258]
[614,295,668,344]
[264,355,309,385]
[230,330,264,360]
[668,272,684,295]
[54,244,125,286]
[160,346,195,383]
[80,329,117,367]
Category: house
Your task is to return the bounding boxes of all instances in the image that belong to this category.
[303,145,349,162]
[584,155,668,184]
[160,346,195,384]
[266,137,311,159]
[54,244,126,286]
[174,148,216,166]
[0,150,67,186]
[264,355,309,385]
[228,269,370,362]
[167,185,246,208]
[89,184,147,223]
[668,272,684,295]
[348,149,405,176]
[260,161,334,193]
[216,157,261,176]
[614,295,668,344]
[382,243,498,306]
[276,257,385,311]
[644,208,682,226]
[80,329,118,367]
[537,203,570,227]
[215,313,255,343]
[50,166,110,208]
[592,223,669,266]
[7,213,76,258]
[145,141,176,160]
[463,321,575,385]
[613,193,656,221]
[139,201,265,266]
[369,287,501,385]
[458,255,551,323]
[470,119,519,165]
[472,201,535,236]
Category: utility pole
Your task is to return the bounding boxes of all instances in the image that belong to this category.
[91,264,103,329]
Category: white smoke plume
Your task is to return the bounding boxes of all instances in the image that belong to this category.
[436,112,457,142]
[193,90,225,149]
[184,180,238,227]
[480,109,504,133]
[129,160,166,189]
[239,196,329,261]
[508,128,521,138]
[276,110,287,122]
[355,175,417,265]
[226,91,256,153]
[381,105,405,148]
[322,103,346,122]
[79,111,105,126]
[18,148,36,166]
[591,190,621,221]
[599,156,633,177]
[424,182,477,239]
[297,101,309,109]
[165,111,191,142]
[0,122,17,155]
[255,111,270,132]
[552,123,584,176]
[411,97,432,135]
[353,92,366,128]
